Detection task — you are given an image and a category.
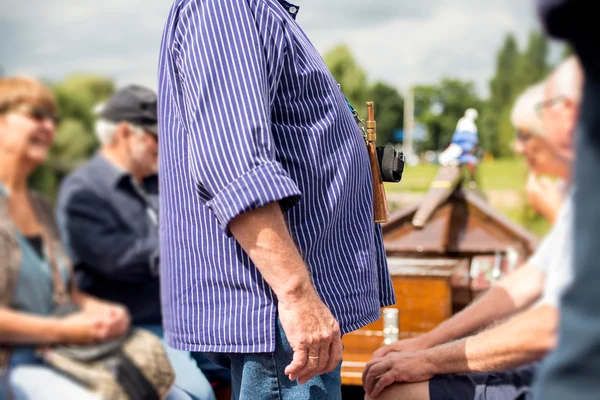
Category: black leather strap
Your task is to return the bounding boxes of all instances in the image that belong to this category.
[377,145,405,183]
[110,350,159,400]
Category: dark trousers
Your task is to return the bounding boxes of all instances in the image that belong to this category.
[430,364,537,400]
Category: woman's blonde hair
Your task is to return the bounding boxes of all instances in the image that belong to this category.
[0,76,57,114]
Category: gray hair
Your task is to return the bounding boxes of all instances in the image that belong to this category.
[93,103,145,145]
[94,119,146,145]
[94,104,144,146]
[94,118,119,145]
[548,56,583,104]
[511,82,545,137]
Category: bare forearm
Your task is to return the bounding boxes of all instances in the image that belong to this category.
[421,264,544,348]
[420,285,519,348]
[464,305,557,371]
[0,308,62,345]
[426,305,557,375]
[229,202,314,302]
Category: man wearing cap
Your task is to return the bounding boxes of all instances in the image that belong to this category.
[56,85,217,400]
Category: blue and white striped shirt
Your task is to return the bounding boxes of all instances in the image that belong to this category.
[157,0,395,353]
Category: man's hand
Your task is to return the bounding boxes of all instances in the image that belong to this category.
[279,288,343,384]
[372,336,430,359]
[363,352,435,398]
[228,202,343,384]
[526,173,563,222]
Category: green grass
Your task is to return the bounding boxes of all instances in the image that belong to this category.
[387,158,529,193]
[387,163,439,192]
[478,158,529,192]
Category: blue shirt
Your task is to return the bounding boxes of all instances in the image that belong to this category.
[0,183,69,365]
[10,233,70,365]
[451,130,479,164]
[56,153,161,324]
[158,0,395,353]
[12,233,69,316]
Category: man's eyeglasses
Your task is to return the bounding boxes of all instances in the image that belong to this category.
[534,96,566,118]
[516,130,533,142]
[0,103,60,125]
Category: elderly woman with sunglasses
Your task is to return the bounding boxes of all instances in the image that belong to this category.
[0,76,137,399]
[0,77,132,398]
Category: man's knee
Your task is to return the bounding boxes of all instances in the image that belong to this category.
[365,380,430,400]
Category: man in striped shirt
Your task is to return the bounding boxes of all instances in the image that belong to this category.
[157,1,395,398]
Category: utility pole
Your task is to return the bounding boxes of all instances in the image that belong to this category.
[403,87,414,158]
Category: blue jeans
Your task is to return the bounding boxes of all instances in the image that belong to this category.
[205,320,342,400]
[2,364,193,400]
[139,325,216,400]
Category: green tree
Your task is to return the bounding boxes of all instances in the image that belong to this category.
[324,44,405,144]
[482,32,550,157]
[367,82,404,145]
[29,74,115,199]
[483,34,521,157]
[516,31,550,89]
[324,44,369,118]
[414,79,483,151]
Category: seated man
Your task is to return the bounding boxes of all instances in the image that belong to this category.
[56,85,228,400]
[363,57,582,400]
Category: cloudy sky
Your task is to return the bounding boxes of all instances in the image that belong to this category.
[1,0,558,97]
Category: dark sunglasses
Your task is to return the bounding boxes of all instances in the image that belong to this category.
[2,104,60,125]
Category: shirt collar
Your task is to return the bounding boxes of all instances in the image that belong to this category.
[92,152,158,190]
[277,0,300,19]
[91,152,130,189]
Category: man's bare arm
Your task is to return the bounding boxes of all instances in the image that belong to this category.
[363,304,557,396]
[229,202,342,383]
[374,264,545,357]
[430,264,546,345]
[429,304,557,374]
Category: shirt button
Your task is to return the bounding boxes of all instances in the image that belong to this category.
[289,6,297,14]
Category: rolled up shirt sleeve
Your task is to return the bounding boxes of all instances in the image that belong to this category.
[173,0,301,233]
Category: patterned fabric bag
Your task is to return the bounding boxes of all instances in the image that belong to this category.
[0,190,175,399]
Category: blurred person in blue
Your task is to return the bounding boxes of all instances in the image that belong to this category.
[363,57,582,400]
[56,85,221,400]
[438,108,480,172]
[0,76,191,400]
[534,2,600,399]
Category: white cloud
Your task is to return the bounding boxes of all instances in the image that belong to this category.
[0,0,547,97]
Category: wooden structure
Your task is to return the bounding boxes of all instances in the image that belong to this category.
[341,165,538,386]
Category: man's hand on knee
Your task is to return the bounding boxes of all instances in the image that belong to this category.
[363,352,435,397]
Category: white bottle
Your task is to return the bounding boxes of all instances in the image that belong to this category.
[383,308,399,345]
